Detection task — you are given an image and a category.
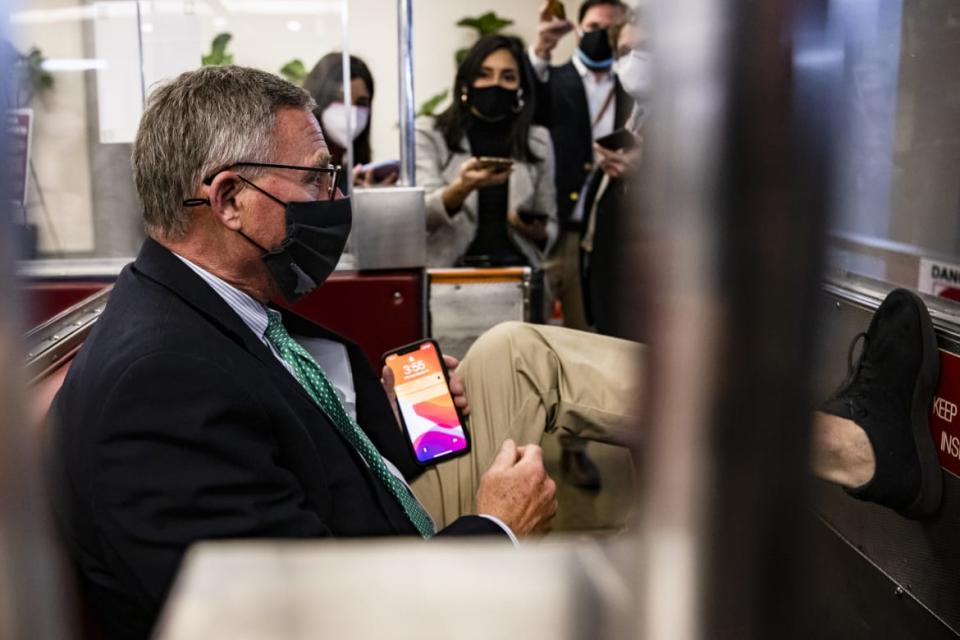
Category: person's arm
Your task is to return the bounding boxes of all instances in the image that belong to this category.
[532,131,559,254]
[91,352,335,614]
[415,120,459,233]
[531,1,575,77]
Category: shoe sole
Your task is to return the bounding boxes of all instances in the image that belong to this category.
[900,289,943,519]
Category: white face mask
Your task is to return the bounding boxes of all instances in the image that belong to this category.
[321,102,370,149]
[614,49,653,101]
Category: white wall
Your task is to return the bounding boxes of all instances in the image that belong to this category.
[11,0,95,254]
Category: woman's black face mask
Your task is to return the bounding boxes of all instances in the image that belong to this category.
[466,85,521,123]
[235,177,352,303]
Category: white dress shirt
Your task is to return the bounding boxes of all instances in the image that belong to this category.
[174,254,517,543]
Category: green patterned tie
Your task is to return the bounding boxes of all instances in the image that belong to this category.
[264,310,435,538]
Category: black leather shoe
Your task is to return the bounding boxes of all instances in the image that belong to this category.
[561,448,602,492]
[820,289,941,518]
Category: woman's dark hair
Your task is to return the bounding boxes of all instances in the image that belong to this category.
[434,34,540,163]
[303,52,374,166]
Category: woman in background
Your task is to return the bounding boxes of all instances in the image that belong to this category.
[415,34,557,268]
[304,53,397,185]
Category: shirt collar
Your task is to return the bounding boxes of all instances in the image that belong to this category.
[172,253,271,341]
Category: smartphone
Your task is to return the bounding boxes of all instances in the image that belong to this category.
[518,210,549,224]
[546,0,567,20]
[383,339,471,466]
[475,156,514,173]
[361,159,400,182]
[595,128,637,152]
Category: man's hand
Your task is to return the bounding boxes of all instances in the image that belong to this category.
[476,439,559,536]
[382,354,470,430]
[594,141,641,180]
[535,1,575,61]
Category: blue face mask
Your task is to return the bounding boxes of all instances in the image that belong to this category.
[578,28,615,70]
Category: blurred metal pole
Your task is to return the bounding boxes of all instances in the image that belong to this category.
[0,1,73,636]
[340,0,353,196]
[638,0,839,638]
[396,0,416,186]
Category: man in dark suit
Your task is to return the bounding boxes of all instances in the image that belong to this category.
[528,0,634,490]
[48,65,647,640]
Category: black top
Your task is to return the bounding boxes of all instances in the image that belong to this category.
[462,117,526,267]
[49,238,507,640]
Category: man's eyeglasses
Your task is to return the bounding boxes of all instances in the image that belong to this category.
[183,162,342,207]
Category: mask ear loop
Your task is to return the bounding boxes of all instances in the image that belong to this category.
[233,176,289,256]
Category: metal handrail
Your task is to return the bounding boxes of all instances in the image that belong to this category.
[24,286,112,384]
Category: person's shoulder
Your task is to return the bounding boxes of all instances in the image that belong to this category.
[414,114,440,134]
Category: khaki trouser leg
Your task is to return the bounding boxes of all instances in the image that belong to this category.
[546,231,591,331]
[410,321,644,529]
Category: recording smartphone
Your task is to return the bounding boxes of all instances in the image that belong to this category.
[546,0,567,20]
[361,159,400,182]
[475,156,514,173]
[383,339,471,466]
[595,128,637,152]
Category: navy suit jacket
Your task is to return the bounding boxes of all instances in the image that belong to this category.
[49,238,502,640]
[533,61,633,228]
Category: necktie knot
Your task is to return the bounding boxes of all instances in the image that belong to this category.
[265,309,288,346]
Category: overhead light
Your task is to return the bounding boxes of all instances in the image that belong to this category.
[220,1,341,15]
[286,20,302,31]
[10,6,97,24]
[41,58,109,72]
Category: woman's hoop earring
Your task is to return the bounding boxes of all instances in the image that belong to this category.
[513,93,525,114]
[460,90,469,104]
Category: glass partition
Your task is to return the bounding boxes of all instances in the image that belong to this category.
[7,0,350,267]
[825,0,960,306]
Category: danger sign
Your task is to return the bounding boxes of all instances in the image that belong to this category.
[919,258,960,302]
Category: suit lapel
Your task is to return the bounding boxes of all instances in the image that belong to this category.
[556,62,592,141]
[132,239,413,534]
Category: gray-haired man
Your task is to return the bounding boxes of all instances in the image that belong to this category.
[49,65,644,639]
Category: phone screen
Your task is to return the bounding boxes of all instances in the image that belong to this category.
[385,341,469,464]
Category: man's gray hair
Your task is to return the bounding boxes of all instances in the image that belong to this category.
[132,65,315,239]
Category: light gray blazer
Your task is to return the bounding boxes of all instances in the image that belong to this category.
[415,116,558,268]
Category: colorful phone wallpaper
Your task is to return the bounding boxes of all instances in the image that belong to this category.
[385,342,468,463]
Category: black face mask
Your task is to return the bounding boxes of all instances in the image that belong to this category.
[237,177,352,303]
[466,85,521,123]
[578,29,614,70]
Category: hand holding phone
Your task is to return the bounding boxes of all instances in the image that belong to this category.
[517,210,549,225]
[383,340,471,466]
[595,128,637,152]
[475,156,514,173]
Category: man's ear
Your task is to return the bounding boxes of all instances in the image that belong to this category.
[208,172,245,231]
